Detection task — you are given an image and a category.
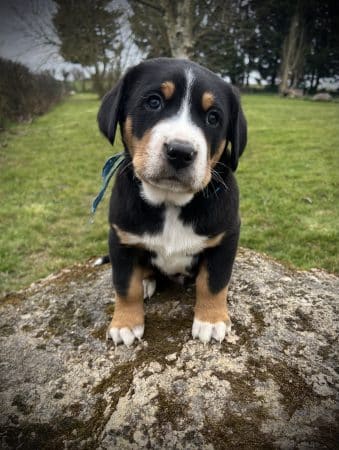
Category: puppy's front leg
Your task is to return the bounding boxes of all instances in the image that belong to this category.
[192,232,239,344]
[107,229,146,346]
[108,266,145,346]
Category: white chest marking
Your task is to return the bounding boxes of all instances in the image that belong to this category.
[119,207,207,275]
[149,207,206,274]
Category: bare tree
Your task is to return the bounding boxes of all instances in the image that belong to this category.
[161,0,195,58]
[279,5,307,94]
[130,0,224,60]
[128,0,256,85]
[12,0,60,59]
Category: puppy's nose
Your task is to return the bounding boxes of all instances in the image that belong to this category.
[165,140,197,170]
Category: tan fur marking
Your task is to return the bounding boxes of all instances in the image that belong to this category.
[109,267,144,329]
[204,232,225,248]
[114,225,224,250]
[161,81,175,100]
[112,224,145,249]
[122,117,151,177]
[211,139,226,168]
[112,224,126,243]
[202,167,212,187]
[201,139,227,189]
[124,116,133,152]
[132,129,152,177]
[195,264,230,323]
[202,91,215,111]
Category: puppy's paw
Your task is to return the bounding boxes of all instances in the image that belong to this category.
[108,324,144,347]
[192,318,231,344]
[143,278,156,299]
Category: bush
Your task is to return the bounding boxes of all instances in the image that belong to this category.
[0,58,65,129]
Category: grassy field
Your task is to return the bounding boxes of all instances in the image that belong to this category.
[0,93,338,294]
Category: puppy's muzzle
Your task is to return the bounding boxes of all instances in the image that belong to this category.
[164,140,197,170]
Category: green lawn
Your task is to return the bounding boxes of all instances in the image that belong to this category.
[238,95,338,274]
[0,93,338,294]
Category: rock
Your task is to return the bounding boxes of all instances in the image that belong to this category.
[0,249,338,449]
[312,92,333,101]
[287,88,304,98]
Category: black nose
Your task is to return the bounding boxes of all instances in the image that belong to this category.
[165,140,197,170]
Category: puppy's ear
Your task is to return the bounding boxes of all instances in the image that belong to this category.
[97,74,128,145]
[228,87,247,171]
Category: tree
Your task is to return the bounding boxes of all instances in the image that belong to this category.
[253,0,292,88]
[277,0,339,94]
[129,0,208,59]
[279,4,307,94]
[161,0,195,58]
[303,0,339,92]
[52,0,123,96]
[127,1,171,58]
[128,0,257,85]
[191,0,257,84]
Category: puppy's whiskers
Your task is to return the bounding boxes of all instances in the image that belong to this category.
[215,160,228,169]
[202,186,208,198]
[210,178,219,198]
[211,168,229,192]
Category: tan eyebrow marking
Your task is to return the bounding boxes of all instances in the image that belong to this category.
[161,81,175,99]
[202,91,215,111]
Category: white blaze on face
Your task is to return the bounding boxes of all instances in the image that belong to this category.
[141,69,209,205]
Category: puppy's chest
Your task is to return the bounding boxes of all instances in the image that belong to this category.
[121,207,207,275]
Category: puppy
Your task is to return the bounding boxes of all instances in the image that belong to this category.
[97,58,247,346]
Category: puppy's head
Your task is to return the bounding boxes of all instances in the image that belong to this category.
[98,58,246,204]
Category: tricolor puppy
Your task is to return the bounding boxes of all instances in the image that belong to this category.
[97,58,247,346]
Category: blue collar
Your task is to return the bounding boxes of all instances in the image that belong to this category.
[91,151,125,214]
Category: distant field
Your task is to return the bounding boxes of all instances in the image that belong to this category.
[0,93,338,294]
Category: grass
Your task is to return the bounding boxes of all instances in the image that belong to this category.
[0,94,114,294]
[0,93,338,294]
[238,95,338,274]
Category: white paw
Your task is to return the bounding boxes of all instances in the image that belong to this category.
[192,318,231,344]
[143,279,156,299]
[93,255,109,266]
[93,257,104,267]
[108,324,144,346]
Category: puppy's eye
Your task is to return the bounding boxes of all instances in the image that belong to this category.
[206,110,220,127]
[145,94,163,111]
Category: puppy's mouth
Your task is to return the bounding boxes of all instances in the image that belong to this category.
[144,176,193,193]
[133,149,207,194]
[135,170,194,193]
